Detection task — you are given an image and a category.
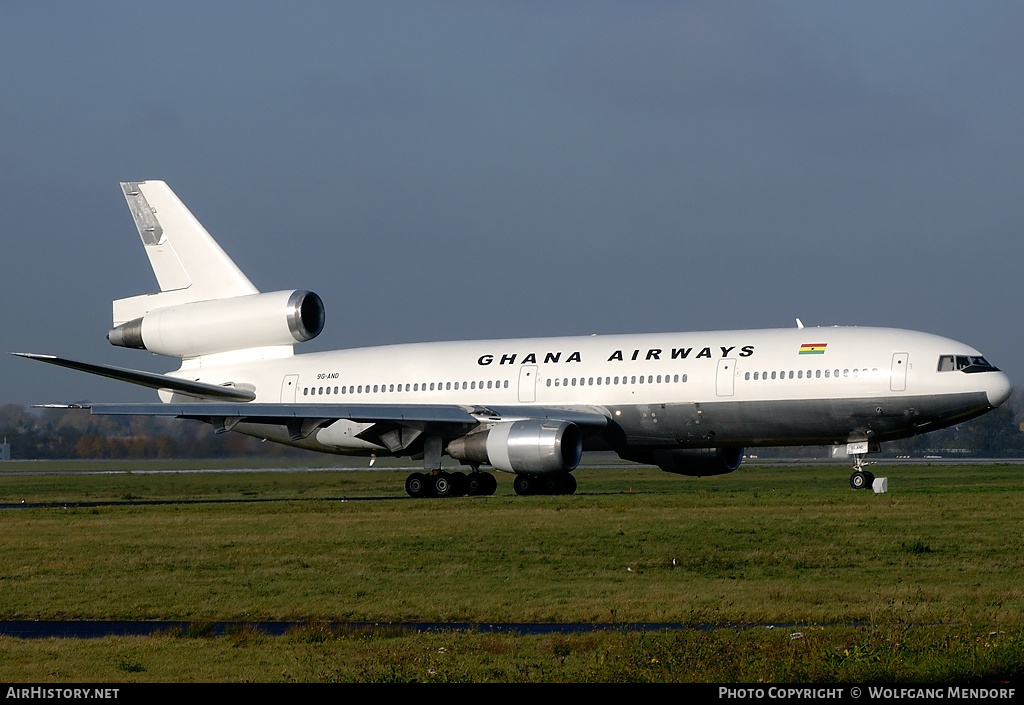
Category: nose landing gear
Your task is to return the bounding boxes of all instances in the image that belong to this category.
[849,454,875,490]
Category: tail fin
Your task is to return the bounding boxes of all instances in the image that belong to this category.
[108,181,323,365]
[113,181,258,325]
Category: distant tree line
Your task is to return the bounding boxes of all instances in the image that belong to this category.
[0,405,318,460]
[1,392,1023,460]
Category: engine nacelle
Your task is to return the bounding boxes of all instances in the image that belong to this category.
[107,290,325,358]
[624,447,744,477]
[447,420,583,475]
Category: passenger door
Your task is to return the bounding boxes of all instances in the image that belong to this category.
[716,358,736,397]
[890,353,909,392]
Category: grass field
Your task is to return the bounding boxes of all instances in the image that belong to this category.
[1,460,1022,681]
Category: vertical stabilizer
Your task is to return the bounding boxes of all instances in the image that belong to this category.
[114,181,259,325]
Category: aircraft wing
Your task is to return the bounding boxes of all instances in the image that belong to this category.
[14,351,609,448]
[84,402,610,433]
[82,401,610,449]
[86,402,480,424]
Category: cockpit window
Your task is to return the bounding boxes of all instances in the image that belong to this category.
[937,354,998,373]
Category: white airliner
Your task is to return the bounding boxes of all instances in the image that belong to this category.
[16,181,1013,496]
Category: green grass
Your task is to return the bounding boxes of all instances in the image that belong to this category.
[0,461,1022,681]
[1,624,1022,682]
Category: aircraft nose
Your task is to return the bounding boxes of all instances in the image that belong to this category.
[986,372,1013,408]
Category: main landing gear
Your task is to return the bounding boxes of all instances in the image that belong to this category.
[849,454,875,491]
[405,470,497,498]
[403,470,579,497]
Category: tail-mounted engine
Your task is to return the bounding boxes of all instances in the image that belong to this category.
[107,290,325,358]
[447,419,583,474]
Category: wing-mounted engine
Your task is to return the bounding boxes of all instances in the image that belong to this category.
[623,447,744,477]
[107,289,325,358]
[447,419,583,474]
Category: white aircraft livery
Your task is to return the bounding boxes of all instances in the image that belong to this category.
[17,181,1013,497]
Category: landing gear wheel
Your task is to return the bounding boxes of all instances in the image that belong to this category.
[513,474,535,496]
[562,473,577,495]
[483,472,497,495]
[450,471,468,496]
[850,471,869,490]
[466,473,486,496]
[862,470,875,489]
[467,472,496,496]
[405,472,428,498]
[432,472,455,498]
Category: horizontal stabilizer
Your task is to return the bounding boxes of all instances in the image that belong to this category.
[11,353,256,401]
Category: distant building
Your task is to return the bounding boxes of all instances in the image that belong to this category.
[0,439,9,461]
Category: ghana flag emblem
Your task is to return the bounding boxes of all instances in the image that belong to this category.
[799,343,827,355]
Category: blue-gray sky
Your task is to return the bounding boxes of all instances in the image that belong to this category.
[2,1,1023,405]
